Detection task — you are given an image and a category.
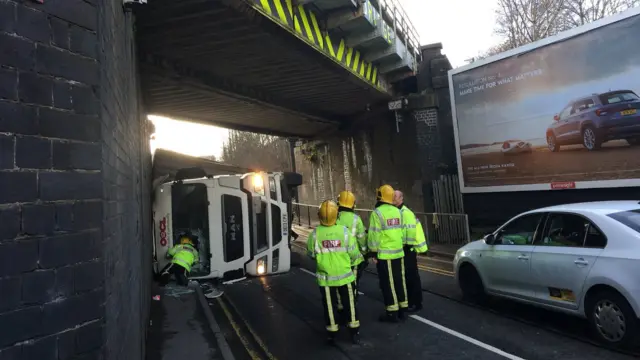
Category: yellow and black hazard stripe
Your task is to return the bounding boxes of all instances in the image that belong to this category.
[251,0,385,91]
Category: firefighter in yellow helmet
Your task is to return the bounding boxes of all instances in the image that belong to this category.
[393,190,428,312]
[160,233,200,286]
[336,190,367,302]
[367,185,408,322]
[306,200,362,344]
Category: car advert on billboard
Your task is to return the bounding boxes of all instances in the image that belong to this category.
[448,8,640,193]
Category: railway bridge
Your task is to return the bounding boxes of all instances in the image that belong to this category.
[0,1,459,359]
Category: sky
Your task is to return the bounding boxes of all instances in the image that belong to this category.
[150,0,501,158]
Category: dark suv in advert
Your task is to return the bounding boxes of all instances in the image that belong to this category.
[546,90,640,152]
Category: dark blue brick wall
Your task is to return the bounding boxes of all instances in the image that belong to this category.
[0,1,151,359]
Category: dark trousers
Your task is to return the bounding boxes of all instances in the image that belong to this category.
[353,261,367,301]
[403,246,423,308]
[376,258,408,314]
[320,283,360,337]
[159,263,189,286]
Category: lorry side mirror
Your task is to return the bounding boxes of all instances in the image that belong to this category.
[553,114,560,121]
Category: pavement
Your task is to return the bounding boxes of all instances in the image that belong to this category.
[147,235,639,360]
[145,282,233,360]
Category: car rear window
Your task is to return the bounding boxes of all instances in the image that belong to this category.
[607,209,640,233]
[599,91,639,105]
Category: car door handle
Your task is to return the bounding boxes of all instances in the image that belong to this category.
[517,255,529,260]
[574,258,589,266]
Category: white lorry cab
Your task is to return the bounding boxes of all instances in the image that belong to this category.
[152,167,302,282]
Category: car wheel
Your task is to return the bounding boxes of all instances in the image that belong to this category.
[547,133,559,152]
[458,263,485,302]
[582,125,602,150]
[586,289,639,348]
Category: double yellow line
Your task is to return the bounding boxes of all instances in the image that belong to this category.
[418,264,455,277]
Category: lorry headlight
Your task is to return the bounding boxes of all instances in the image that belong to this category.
[252,173,264,195]
[256,256,267,275]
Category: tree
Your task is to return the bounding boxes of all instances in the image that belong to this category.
[221,130,291,171]
[481,0,639,59]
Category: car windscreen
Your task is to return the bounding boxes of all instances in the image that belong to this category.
[599,91,639,105]
[607,209,640,233]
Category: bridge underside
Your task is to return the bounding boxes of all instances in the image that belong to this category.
[136,0,392,137]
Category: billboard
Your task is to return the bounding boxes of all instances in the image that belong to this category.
[449,8,640,193]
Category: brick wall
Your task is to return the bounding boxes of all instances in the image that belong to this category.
[294,108,424,212]
[98,2,152,360]
[0,1,151,359]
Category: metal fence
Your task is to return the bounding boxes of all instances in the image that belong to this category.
[291,202,470,247]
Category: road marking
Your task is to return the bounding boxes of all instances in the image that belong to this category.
[216,297,262,360]
[296,261,522,359]
[299,267,315,277]
[418,265,455,277]
[410,315,526,360]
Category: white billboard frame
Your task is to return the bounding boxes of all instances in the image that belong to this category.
[448,6,640,194]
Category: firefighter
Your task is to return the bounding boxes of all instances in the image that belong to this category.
[160,234,200,286]
[393,190,428,312]
[335,190,367,301]
[307,200,362,345]
[367,184,408,322]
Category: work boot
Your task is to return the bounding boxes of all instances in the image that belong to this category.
[350,331,361,345]
[398,309,408,322]
[326,332,337,345]
[407,304,422,313]
[378,312,399,323]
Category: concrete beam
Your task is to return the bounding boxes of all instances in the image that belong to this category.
[140,53,341,125]
[326,7,364,30]
[345,27,389,48]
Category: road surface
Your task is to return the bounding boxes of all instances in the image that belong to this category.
[206,241,638,360]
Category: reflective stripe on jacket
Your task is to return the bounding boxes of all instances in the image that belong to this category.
[367,203,405,260]
[400,205,428,253]
[306,224,360,286]
[336,211,366,265]
[167,244,199,272]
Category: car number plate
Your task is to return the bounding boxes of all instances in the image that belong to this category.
[621,109,637,116]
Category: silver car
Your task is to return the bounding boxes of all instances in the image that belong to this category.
[454,201,640,348]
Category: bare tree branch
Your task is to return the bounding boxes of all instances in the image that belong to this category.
[484,0,638,59]
[221,130,291,171]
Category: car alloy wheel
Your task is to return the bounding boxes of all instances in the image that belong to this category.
[593,299,626,343]
[547,135,556,151]
[583,128,596,150]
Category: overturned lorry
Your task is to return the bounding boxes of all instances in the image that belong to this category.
[151,150,302,282]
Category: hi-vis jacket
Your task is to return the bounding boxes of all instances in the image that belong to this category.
[336,211,366,266]
[367,203,405,260]
[399,205,428,253]
[166,244,199,272]
[306,224,361,287]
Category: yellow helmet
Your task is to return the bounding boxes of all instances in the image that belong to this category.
[337,190,356,209]
[318,200,339,226]
[376,184,394,204]
[180,236,193,245]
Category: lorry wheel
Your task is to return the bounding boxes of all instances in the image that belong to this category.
[586,289,638,349]
[582,126,602,150]
[547,134,560,152]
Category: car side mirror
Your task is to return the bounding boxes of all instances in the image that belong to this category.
[553,114,560,121]
[484,233,495,244]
